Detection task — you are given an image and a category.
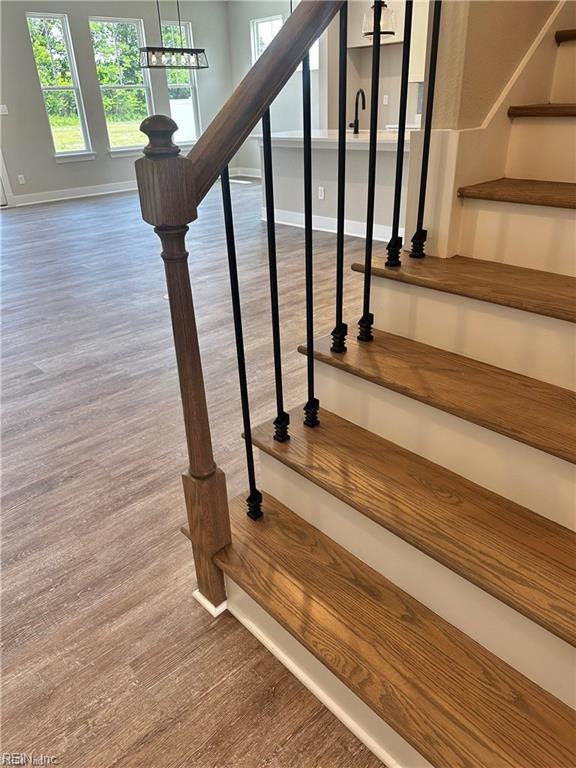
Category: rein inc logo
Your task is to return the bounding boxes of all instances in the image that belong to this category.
[1,757,58,766]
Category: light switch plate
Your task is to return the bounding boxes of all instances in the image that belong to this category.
[0,105,8,115]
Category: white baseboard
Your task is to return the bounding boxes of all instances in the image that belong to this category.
[231,166,262,179]
[192,589,228,617]
[3,172,260,208]
[4,179,138,207]
[225,577,433,768]
[263,206,403,242]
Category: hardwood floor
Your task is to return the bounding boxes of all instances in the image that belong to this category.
[252,408,576,646]
[217,495,576,768]
[304,330,576,463]
[352,253,576,322]
[457,177,576,209]
[1,181,377,767]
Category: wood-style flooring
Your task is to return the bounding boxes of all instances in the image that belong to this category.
[352,254,576,322]
[217,494,576,768]
[1,181,378,767]
[457,177,576,209]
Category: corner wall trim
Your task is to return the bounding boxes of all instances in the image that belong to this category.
[262,206,401,242]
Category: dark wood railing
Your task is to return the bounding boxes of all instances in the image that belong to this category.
[135,0,442,610]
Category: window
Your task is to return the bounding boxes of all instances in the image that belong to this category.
[250,15,283,63]
[27,14,90,155]
[89,18,152,149]
[250,15,319,69]
[162,22,201,143]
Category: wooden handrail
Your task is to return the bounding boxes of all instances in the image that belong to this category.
[187,0,345,204]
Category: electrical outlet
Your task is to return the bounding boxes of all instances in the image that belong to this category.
[382,94,389,106]
[318,185,325,201]
[0,105,8,115]
[17,174,26,185]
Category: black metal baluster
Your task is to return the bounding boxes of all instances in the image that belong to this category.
[262,109,290,442]
[331,1,348,354]
[358,0,383,342]
[220,166,263,519]
[302,52,319,428]
[385,0,414,268]
[410,0,443,259]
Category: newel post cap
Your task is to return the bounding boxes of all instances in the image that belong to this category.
[135,114,197,227]
[140,115,181,157]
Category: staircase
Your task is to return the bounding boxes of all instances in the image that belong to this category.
[456,22,576,277]
[136,2,576,766]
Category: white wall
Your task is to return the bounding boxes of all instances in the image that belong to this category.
[226,0,327,173]
[0,0,231,202]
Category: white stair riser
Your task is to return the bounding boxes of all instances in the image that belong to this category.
[369,279,575,389]
[506,118,576,182]
[458,199,576,276]
[259,452,576,707]
[314,361,576,529]
[551,40,576,102]
[225,578,433,768]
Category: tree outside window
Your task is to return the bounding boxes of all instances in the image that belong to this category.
[89,19,152,149]
[27,14,90,154]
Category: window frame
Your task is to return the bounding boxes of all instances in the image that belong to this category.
[250,14,319,70]
[26,11,92,157]
[161,20,202,143]
[250,14,284,65]
[89,16,154,150]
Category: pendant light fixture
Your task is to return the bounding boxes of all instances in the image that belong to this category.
[362,1,396,38]
[140,0,209,70]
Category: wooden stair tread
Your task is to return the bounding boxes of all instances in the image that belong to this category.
[252,408,576,645]
[216,494,576,768]
[457,177,576,209]
[556,28,576,44]
[351,254,576,323]
[508,103,576,117]
[299,331,576,463]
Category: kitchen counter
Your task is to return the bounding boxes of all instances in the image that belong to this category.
[256,129,413,152]
[257,128,413,241]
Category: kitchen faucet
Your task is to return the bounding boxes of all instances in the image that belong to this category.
[349,89,366,135]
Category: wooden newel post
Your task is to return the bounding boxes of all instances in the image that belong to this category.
[136,115,231,610]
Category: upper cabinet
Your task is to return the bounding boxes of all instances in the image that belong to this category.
[347,1,430,82]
